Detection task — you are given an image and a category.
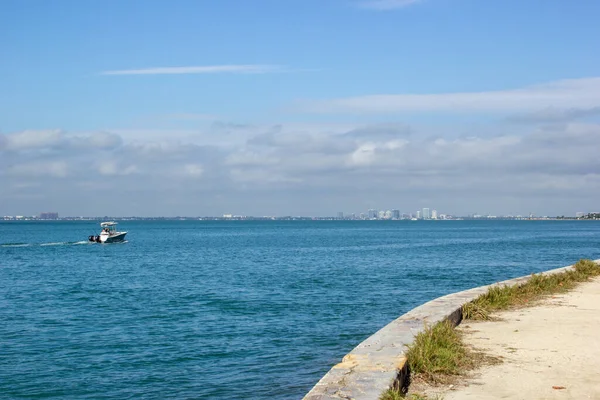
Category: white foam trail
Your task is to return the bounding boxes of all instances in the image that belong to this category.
[2,240,116,248]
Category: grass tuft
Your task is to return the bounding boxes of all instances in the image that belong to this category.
[462,259,600,320]
[405,320,471,383]
[380,321,466,398]
[461,301,491,320]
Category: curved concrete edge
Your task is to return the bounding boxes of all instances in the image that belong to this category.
[303,259,600,400]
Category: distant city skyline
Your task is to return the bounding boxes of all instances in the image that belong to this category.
[2,1,600,217]
[3,209,597,221]
[332,207,596,220]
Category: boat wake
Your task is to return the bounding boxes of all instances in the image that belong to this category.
[1,241,93,248]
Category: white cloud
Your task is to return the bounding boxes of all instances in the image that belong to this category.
[508,106,600,123]
[300,77,600,114]
[7,161,68,178]
[225,150,281,167]
[4,130,62,151]
[98,162,138,176]
[183,164,204,178]
[359,0,422,10]
[72,132,123,150]
[101,65,283,75]
[1,130,122,152]
[350,142,377,166]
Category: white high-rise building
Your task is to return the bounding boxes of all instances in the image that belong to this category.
[384,210,393,220]
[422,208,430,220]
[378,210,386,219]
[416,210,421,219]
[431,209,438,220]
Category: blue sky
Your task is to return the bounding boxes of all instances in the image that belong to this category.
[1,0,600,216]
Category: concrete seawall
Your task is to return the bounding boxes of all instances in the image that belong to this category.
[303,259,600,400]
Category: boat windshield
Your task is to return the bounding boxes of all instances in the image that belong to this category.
[101,222,118,233]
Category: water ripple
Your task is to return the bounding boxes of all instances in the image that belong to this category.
[1,220,599,399]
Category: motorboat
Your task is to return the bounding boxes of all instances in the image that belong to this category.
[88,221,127,243]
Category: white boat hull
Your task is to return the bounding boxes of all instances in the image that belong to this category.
[100,231,127,243]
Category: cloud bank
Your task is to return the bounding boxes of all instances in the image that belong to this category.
[2,120,600,217]
[300,77,600,114]
[507,107,600,124]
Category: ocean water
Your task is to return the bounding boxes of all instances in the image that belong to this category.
[1,220,599,399]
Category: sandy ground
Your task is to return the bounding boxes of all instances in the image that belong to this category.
[429,278,600,400]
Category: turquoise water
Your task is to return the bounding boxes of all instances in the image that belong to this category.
[1,220,599,399]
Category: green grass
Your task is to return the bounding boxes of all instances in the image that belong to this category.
[380,319,486,397]
[405,320,473,383]
[462,259,600,320]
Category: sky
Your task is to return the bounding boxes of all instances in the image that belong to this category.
[1,0,600,217]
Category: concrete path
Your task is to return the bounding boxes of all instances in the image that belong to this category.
[436,278,600,400]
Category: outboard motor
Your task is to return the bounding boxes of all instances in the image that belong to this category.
[88,235,94,242]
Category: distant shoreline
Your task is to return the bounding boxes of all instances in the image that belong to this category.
[2,217,598,222]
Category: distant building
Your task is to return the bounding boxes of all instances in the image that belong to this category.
[584,212,600,219]
[384,210,392,220]
[431,210,438,220]
[378,210,385,220]
[359,213,366,220]
[39,212,58,220]
[576,212,585,218]
[223,214,233,218]
[422,208,430,220]
[337,212,344,220]
[368,209,378,219]
[392,209,400,220]
[416,210,421,219]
